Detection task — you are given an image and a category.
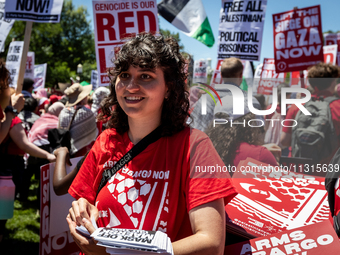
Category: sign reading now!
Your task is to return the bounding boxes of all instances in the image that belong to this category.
[93,0,158,87]
[4,0,64,23]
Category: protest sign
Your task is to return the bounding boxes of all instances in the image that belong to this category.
[40,158,81,255]
[0,0,15,52]
[324,33,337,46]
[225,158,330,237]
[193,59,208,84]
[252,63,263,94]
[6,41,24,88]
[273,5,323,73]
[91,70,98,90]
[256,58,288,95]
[4,0,64,23]
[210,59,224,86]
[225,221,340,255]
[25,51,35,80]
[218,0,267,61]
[93,0,158,87]
[33,63,47,91]
[290,70,308,88]
[323,33,340,65]
[323,44,338,65]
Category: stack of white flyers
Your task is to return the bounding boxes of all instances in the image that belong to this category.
[91,228,174,255]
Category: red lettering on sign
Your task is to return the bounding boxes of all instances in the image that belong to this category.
[96,13,116,41]
[137,11,157,33]
[98,48,107,73]
[324,53,334,64]
[101,75,110,83]
[118,12,135,39]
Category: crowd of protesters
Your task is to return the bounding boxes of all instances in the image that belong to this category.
[1,33,340,254]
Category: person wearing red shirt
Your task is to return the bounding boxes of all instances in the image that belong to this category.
[280,63,340,163]
[281,63,340,145]
[67,33,237,255]
[0,61,25,144]
[0,60,25,243]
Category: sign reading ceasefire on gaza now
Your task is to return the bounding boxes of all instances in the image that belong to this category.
[273,5,323,73]
[93,0,158,87]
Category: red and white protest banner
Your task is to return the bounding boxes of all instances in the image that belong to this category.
[93,0,158,87]
[40,158,82,255]
[193,59,208,84]
[256,58,287,95]
[25,51,35,80]
[210,59,224,86]
[323,33,340,65]
[290,70,308,88]
[324,33,337,46]
[323,44,338,65]
[225,158,330,237]
[273,5,323,73]
[225,221,340,255]
[252,63,263,93]
[33,63,47,91]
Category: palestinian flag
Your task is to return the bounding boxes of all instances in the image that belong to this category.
[158,0,215,48]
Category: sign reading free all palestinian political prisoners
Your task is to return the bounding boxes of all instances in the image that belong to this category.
[4,0,64,23]
[218,0,267,61]
[273,5,323,73]
[93,0,158,87]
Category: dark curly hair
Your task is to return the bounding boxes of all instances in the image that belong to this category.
[0,59,11,94]
[205,112,265,166]
[98,33,190,136]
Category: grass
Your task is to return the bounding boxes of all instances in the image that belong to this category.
[1,178,40,255]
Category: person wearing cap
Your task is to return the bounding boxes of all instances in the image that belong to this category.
[58,83,97,157]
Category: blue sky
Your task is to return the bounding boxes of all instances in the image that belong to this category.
[73,0,340,69]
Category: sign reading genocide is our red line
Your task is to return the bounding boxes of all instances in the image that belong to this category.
[93,0,158,87]
[272,5,323,73]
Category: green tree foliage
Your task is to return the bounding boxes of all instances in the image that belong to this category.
[2,0,96,87]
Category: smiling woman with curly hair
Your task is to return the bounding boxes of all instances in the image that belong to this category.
[67,33,237,255]
[99,33,190,137]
